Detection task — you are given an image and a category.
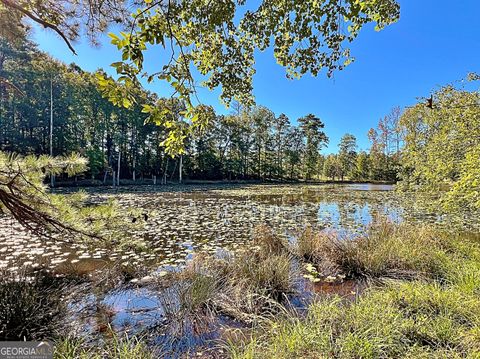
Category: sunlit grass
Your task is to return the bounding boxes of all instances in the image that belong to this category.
[295,219,460,281]
[4,217,480,358]
[230,223,480,358]
[229,280,480,358]
[54,333,154,359]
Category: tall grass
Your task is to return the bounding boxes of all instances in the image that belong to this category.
[295,220,455,281]
[54,333,154,359]
[141,226,295,355]
[0,270,69,341]
[230,222,480,358]
[230,280,480,358]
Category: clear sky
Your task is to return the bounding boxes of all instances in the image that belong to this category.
[32,0,479,153]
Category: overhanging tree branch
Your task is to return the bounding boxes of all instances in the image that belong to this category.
[0,0,77,55]
[0,76,25,96]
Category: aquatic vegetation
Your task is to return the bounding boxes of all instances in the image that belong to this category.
[294,225,331,264]
[229,225,480,358]
[124,226,296,355]
[3,183,480,274]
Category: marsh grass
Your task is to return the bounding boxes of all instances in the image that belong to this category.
[140,226,296,355]
[213,252,294,324]
[230,223,480,358]
[294,225,329,263]
[17,219,480,358]
[0,270,69,341]
[152,268,221,348]
[295,219,456,281]
[229,280,480,358]
[161,225,295,319]
[54,332,154,359]
[213,226,296,320]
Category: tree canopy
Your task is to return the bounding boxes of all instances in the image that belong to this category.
[0,0,130,52]
[398,79,480,211]
[98,0,400,153]
[0,0,400,155]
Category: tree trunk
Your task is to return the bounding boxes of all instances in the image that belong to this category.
[179,155,183,184]
[49,78,55,188]
[117,150,121,186]
[132,155,136,181]
[163,157,169,184]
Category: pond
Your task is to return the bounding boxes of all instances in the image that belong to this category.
[3,183,479,355]
[0,183,472,273]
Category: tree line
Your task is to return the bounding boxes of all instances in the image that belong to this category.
[0,39,400,184]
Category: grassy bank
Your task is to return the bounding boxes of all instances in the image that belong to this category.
[2,221,480,358]
[230,222,480,358]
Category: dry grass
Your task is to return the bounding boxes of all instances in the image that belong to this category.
[175,226,295,323]
[137,226,296,355]
[294,219,452,281]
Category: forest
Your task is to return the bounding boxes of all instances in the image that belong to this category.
[0,1,479,358]
[1,39,402,184]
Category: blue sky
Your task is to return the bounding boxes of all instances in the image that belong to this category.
[33,0,479,153]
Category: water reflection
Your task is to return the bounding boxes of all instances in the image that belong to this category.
[0,183,473,272]
[135,184,403,266]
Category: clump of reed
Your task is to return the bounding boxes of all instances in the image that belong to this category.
[0,270,69,341]
[294,219,453,281]
[144,225,296,354]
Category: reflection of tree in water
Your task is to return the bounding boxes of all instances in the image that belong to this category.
[127,185,480,268]
[314,196,402,234]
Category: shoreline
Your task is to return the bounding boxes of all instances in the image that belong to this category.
[51,179,396,190]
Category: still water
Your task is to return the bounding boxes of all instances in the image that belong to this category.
[2,183,475,354]
[0,182,468,272]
